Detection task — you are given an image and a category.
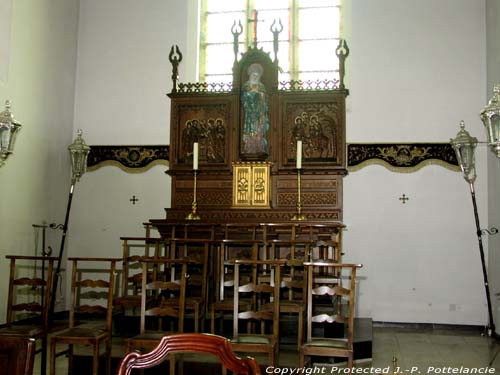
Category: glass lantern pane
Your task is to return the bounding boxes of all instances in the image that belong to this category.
[299,7,339,40]
[0,125,10,153]
[206,12,246,43]
[490,115,500,142]
[299,40,339,72]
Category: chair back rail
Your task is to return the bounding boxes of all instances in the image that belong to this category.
[117,333,261,375]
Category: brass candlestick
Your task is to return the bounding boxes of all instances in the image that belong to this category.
[186,170,200,220]
[292,168,307,221]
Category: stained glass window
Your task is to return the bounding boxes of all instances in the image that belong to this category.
[199,0,342,84]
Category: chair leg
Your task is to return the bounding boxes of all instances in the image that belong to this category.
[92,342,99,375]
[41,335,47,375]
[210,307,215,333]
[106,339,112,375]
[50,338,56,375]
[348,353,354,370]
[169,353,176,375]
[299,350,305,368]
[297,312,303,351]
[68,344,74,375]
[194,308,199,333]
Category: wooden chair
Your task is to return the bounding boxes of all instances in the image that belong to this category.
[113,236,166,315]
[117,333,261,375]
[167,238,211,333]
[299,262,362,369]
[0,336,36,375]
[49,257,119,375]
[125,257,188,354]
[230,259,284,366]
[261,223,298,242]
[210,239,263,334]
[224,223,262,241]
[0,255,57,375]
[266,239,313,351]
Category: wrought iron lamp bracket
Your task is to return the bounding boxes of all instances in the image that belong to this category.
[481,227,499,236]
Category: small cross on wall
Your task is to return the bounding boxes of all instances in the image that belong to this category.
[399,194,409,204]
[130,195,139,205]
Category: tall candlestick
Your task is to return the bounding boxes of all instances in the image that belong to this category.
[193,142,199,170]
[296,140,302,169]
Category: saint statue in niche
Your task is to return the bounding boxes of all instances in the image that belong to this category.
[241,63,269,156]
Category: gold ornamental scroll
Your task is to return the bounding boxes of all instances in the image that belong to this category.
[232,161,272,208]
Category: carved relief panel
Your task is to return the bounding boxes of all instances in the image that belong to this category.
[279,92,346,169]
[169,95,237,170]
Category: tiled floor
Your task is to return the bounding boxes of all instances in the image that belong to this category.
[369,325,500,372]
[37,325,500,374]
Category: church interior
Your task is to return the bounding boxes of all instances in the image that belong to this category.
[1,0,500,374]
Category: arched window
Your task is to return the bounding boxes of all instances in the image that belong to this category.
[199,0,342,84]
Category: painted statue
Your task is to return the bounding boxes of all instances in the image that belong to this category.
[241,63,269,155]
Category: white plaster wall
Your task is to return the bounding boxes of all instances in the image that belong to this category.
[0,0,80,321]
[68,1,193,278]
[343,0,488,324]
[71,0,490,325]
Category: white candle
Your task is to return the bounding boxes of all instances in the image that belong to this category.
[296,140,302,169]
[193,142,199,170]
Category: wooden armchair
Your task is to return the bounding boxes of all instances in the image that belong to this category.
[49,257,119,375]
[299,262,362,369]
[0,255,58,375]
[117,333,261,375]
[0,336,36,375]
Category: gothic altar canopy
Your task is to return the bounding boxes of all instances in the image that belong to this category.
[164,27,350,223]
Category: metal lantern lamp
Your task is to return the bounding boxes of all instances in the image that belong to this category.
[0,100,22,167]
[450,121,495,337]
[68,129,91,183]
[451,121,478,183]
[49,129,91,320]
[480,84,500,158]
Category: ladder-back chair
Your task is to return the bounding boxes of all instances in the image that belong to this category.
[230,259,285,366]
[49,257,119,375]
[166,238,211,333]
[113,236,167,315]
[210,239,264,334]
[125,257,188,354]
[266,239,313,350]
[299,262,362,369]
[0,255,57,375]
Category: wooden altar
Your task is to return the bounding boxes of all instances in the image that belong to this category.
[161,39,349,224]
